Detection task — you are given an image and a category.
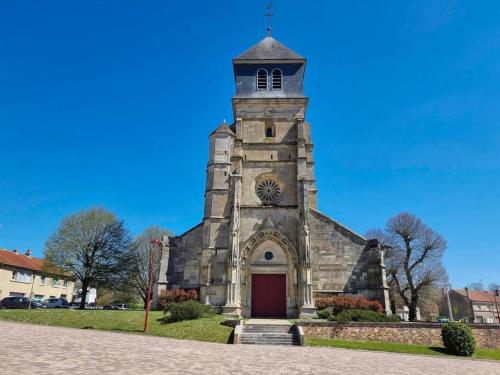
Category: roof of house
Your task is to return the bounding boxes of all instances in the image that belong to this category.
[455,289,499,303]
[0,248,71,278]
[234,36,304,62]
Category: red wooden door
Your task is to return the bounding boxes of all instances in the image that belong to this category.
[251,274,286,318]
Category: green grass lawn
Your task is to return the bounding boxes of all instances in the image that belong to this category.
[0,309,233,344]
[306,337,500,361]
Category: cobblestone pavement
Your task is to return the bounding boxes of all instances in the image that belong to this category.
[0,321,498,375]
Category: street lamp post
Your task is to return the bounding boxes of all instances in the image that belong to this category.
[144,239,162,333]
[446,284,454,322]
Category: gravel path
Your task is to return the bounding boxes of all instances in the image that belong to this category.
[0,321,498,374]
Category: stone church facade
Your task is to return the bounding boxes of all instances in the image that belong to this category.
[154,36,390,318]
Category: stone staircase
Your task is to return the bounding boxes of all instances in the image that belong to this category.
[238,321,301,346]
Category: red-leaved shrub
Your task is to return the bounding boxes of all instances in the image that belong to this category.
[315,295,383,314]
[158,289,198,310]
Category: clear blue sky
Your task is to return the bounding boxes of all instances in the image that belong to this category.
[1,1,499,288]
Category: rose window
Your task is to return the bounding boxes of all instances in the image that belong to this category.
[256,179,281,204]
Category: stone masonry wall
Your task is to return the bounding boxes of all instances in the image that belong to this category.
[308,209,367,292]
[167,224,203,288]
[299,321,500,349]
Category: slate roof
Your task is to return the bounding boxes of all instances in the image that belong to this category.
[234,36,304,61]
[0,248,72,277]
[209,123,236,137]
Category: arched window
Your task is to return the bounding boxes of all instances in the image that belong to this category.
[257,69,268,90]
[272,69,282,90]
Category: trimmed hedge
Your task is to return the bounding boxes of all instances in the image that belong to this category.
[163,300,214,323]
[157,289,198,310]
[317,307,333,320]
[332,309,401,323]
[315,295,383,314]
[441,322,476,356]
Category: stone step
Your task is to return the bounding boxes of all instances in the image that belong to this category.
[243,325,294,333]
[240,337,298,343]
[242,329,295,334]
[240,341,299,346]
[239,324,300,346]
[240,333,297,339]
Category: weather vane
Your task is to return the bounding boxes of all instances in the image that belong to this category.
[265,2,273,36]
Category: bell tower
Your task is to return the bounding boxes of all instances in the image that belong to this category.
[219,36,317,318]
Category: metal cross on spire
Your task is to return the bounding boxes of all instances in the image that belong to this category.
[265,2,273,36]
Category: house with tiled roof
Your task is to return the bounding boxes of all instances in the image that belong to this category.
[0,247,75,302]
[449,288,500,324]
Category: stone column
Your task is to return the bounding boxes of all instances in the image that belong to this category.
[152,236,171,309]
[297,140,316,318]
[222,174,242,317]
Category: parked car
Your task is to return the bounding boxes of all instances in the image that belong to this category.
[0,297,32,309]
[43,298,69,309]
[103,303,128,310]
[437,317,450,323]
[30,300,44,308]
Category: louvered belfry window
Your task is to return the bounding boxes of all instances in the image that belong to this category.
[272,69,282,90]
[257,69,268,90]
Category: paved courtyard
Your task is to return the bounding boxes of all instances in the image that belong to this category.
[0,321,498,374]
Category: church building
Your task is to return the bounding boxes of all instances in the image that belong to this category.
[154,36,390,318]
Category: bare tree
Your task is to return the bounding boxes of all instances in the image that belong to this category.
[488,282,500,292]
[44,207,132,309]
[367,212,447,321]
[467,282,484,291]
[123,226,172,308]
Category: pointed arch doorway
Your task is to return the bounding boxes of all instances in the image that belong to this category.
[241,233,298,318]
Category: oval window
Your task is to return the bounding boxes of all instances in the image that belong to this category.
[264,251,274,261]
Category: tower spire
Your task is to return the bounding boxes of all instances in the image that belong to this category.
[264,2,273,36]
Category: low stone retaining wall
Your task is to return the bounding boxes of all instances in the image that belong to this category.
[297,321,500,349]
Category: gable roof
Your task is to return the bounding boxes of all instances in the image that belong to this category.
[0,248,71,278]
[234,36,304,62]
[455,289,499,303]
[309,208,367,246]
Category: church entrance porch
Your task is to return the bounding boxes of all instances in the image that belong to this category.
[251,274,286,318]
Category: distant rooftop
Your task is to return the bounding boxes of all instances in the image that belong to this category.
[455,288,499,303]
[234,36,304,62]
[0,247,72,277]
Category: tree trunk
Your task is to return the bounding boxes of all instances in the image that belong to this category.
[79,281,89,310]
[408,297,419,322]
[388,286,397,315]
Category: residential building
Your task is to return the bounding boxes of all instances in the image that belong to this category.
[449,288,500,324]
[0,248,75,302]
